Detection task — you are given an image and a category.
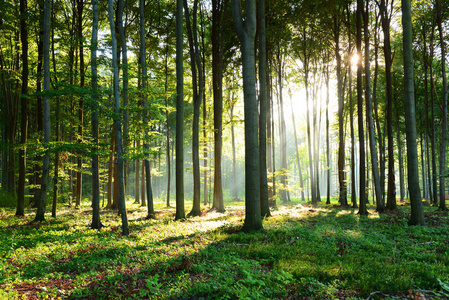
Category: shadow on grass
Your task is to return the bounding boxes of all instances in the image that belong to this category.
[2,203,449,299]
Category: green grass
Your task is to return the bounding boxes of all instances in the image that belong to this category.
[1,197,449,299]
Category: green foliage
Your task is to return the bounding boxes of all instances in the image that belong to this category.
[0,191,16,208]
[0,200,449,299]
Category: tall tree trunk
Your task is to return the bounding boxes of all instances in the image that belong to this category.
[334,13,347,206]
[348,38,357,208]
[258,0,270,217]
[267,72,274,204]
[357,0,367,215]
[17,0,28,216]
[364,0,383,211]
[402,0,425,224]
[175,0,185,220]
[184,0,202,217]
[75,0,84,209]
[35,0,51,222]
[91,0,101,229]
[436,0,447,211]
[108,0,129,235]
[212,0,227,212]
[429,28,438,205]
[232,0,262,231]
[118,0,129,198]
[325,62,331,204]
[139,0,154,218]
[380,0,396,210]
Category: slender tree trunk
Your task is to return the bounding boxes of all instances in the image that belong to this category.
[75,0,84,209]
[175,0,185,220]
[258,0,270,217]
[212,0,227,212]
[334,13,347,206]
[380,0,396,210]
[184,0,202,217]
[402,0,425,224]
[232,0,262,231]
[91,0,101,229]
[348,40,357,208]
[436,0,448,211]
[118,0,129,198]
[108,0,129,235]
[364,1,383,211]
[34,0,51,222]
[357,0,367,215]
[17,0,28,216]
[325,63,331,205]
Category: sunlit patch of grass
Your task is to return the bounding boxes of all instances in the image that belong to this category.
[1,197,449,299]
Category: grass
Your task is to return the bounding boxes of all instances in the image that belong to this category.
[1,197,449,299]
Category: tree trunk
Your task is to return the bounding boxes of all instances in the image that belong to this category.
[290,92,305,202]
[334,13,347,206]
[232,0,262,231]
[118,0,129,198]
[356,0,367,215]
[436,0,448,211]
[211,0,227,213]
[258,0,270,217]
[184,0,202,217]
[402,0,425,224]
[380,0,396,210]
[175,0,185,220]
[108,0,129,235]
[34,0,51,222]
[17,0,28,216]
[364,0,383,212]
[91,0,102,229]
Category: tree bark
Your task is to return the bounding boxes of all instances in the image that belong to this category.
[91,0,102,229]
[175,0,185,220]
[436,0,448,211]
[258,0,270,217]
[356,0,367,215]
[34,0,51,222]
[380,0,396,210]
[232,0,262,231]
[402,0,425,224]
[108,0,129,235]
[17,0,28,216]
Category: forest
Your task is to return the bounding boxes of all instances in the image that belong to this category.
[1,0,449,298]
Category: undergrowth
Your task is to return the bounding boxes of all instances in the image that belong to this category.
[0,198,448,299]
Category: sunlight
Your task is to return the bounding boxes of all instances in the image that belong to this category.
[351,53,359,68]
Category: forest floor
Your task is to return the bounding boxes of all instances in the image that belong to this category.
[1,197,449,299]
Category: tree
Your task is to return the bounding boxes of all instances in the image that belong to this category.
[175,0,186,220]
[108,0,129,235]
[402,0,425,225]
[184,0,203,217]
[16,0,28,217]
[231,0,262,231]
[364,0,383,212]
[34,0,51,222]
[356,0,367,215]
[258,0,270,217]
[436,0,447,211]
[379,0,396,210]
[211,0,227,213]
[91,0,102,230]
